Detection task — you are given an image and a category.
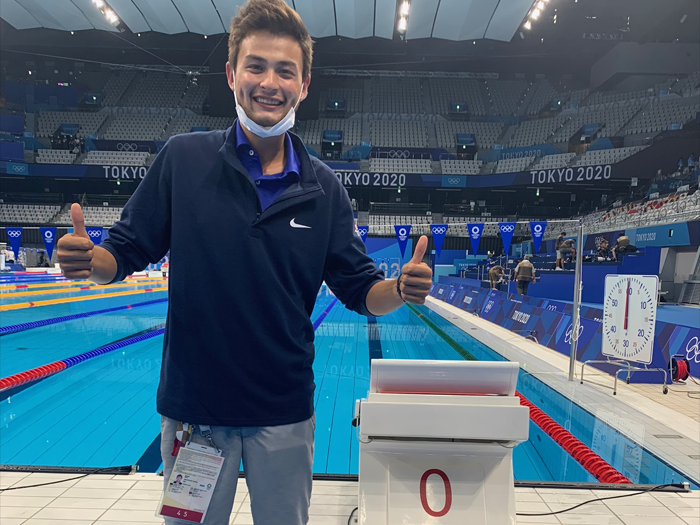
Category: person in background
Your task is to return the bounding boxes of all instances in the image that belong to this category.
[488,264,504,289]
[560,239,576,264]
[555,232,566,270]
[612,232,630,261]
[596,239,611,261]
[514,255,535,295]
[689,153,696,171]
[2,246,14,264]
[678,157,685,173]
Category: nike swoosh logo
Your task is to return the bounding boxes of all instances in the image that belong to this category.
[290,218,311,229]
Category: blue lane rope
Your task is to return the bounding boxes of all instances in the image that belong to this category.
[60,324,166,369]
[0,298,168,336]
[313,298,338,330]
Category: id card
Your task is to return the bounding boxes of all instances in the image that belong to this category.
[157,442,224,523]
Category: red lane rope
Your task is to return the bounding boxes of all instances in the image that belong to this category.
[516,391,631,484]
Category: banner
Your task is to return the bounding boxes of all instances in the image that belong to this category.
[467,223,484,254]
[40,227,57,260]
[86,227,104,245]
[394,225,412,258]
[357,225,369,244]
[431,224,448,258]
[529,221,547,254]
[6,227,22,259]
[498,222,516,255]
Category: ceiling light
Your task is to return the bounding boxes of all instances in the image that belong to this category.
[680,14,687,23]
[524,20,532,30]
[204,34,208,39]
[104,9,118,24]
[397,17,407,33]
[137,33,141,37]
[537,1,545,9]
[400,2,410,17]
[530,8,541,20]
[92,0,104,8]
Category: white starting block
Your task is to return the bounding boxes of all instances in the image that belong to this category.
[356,360,529,525]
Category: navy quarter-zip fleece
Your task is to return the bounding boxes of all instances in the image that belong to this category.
[100,122,384,426]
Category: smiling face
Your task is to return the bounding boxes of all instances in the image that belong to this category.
[226,31,309,128]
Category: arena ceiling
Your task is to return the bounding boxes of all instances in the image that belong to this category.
[3,0,697,43]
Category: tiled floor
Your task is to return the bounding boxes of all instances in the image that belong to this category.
[0,471,698,525]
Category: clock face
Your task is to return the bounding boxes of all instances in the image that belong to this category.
[602,275,658,364]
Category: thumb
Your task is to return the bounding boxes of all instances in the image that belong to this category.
[410,235,428,264]
[71,203,88,238]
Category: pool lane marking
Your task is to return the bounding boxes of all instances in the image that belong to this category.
[0,286,169,312]
[0,298,169,336]
[0,276,163,292]
[1,280,166,298]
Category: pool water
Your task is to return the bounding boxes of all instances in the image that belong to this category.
[0,277,696,488]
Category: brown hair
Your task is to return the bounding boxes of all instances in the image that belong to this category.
[228,0,313,81]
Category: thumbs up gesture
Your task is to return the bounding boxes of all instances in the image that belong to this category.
[398,235,433,305]
[57,203,95,280]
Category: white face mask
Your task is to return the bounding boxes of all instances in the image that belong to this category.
[233,75,304,138]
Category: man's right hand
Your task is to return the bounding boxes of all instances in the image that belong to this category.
[57,203,94,280]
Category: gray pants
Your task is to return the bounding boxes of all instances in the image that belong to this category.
[160,415,315,525]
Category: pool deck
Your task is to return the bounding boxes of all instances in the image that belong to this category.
[0,472,698,524]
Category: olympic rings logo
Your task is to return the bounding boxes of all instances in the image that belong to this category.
[358,227,368,236]
[43,231,54,241]
[12,165,26,173]
[88,230,102,238]
[116,143,138,151]
[500,225,515,233]
[565,323,584,343]
[388,150,411,159]
[432,226,447,235]
[7,230,21,238]
[447,178,461,185]
[686,337,700,364]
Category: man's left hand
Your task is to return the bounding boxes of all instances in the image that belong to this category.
[399,235,433,305]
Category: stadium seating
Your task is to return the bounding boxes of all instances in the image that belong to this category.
[120,72,189,107]
[368,214,431,235]
[530,152,576,170]
[428,78,487,116]
[571,146,646,167]
[318,88,363,114]
[494,157,534,174]
[180,79,209,112]
[440,159,482,175]
[525,80,559,116]
[371,77,424,114]
[53,206,123,226]
[82,150,149,166]
[166,115,232,137]
[101,70,136,106]
[624,98,700,135]
[36,149,76,164]
[102,114,170,141]
[675,70,700,97]
[368,158,432,173]
[303,118,362,147]
[508,116,566,148]
[485,80,527,115]
[370,120,428,148]
[37,111,107,140]
[435,121,503,150]
[0,204,60,224]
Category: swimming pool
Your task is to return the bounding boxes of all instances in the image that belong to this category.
[0,276,696,488]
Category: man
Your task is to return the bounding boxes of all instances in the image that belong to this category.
[555,231,566,270]
[612,232,630,261]
[513,255,535,295]
[55,1,433,524]
[488,264,504,289]
[560,239,576,264]
[596,239,611,261]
